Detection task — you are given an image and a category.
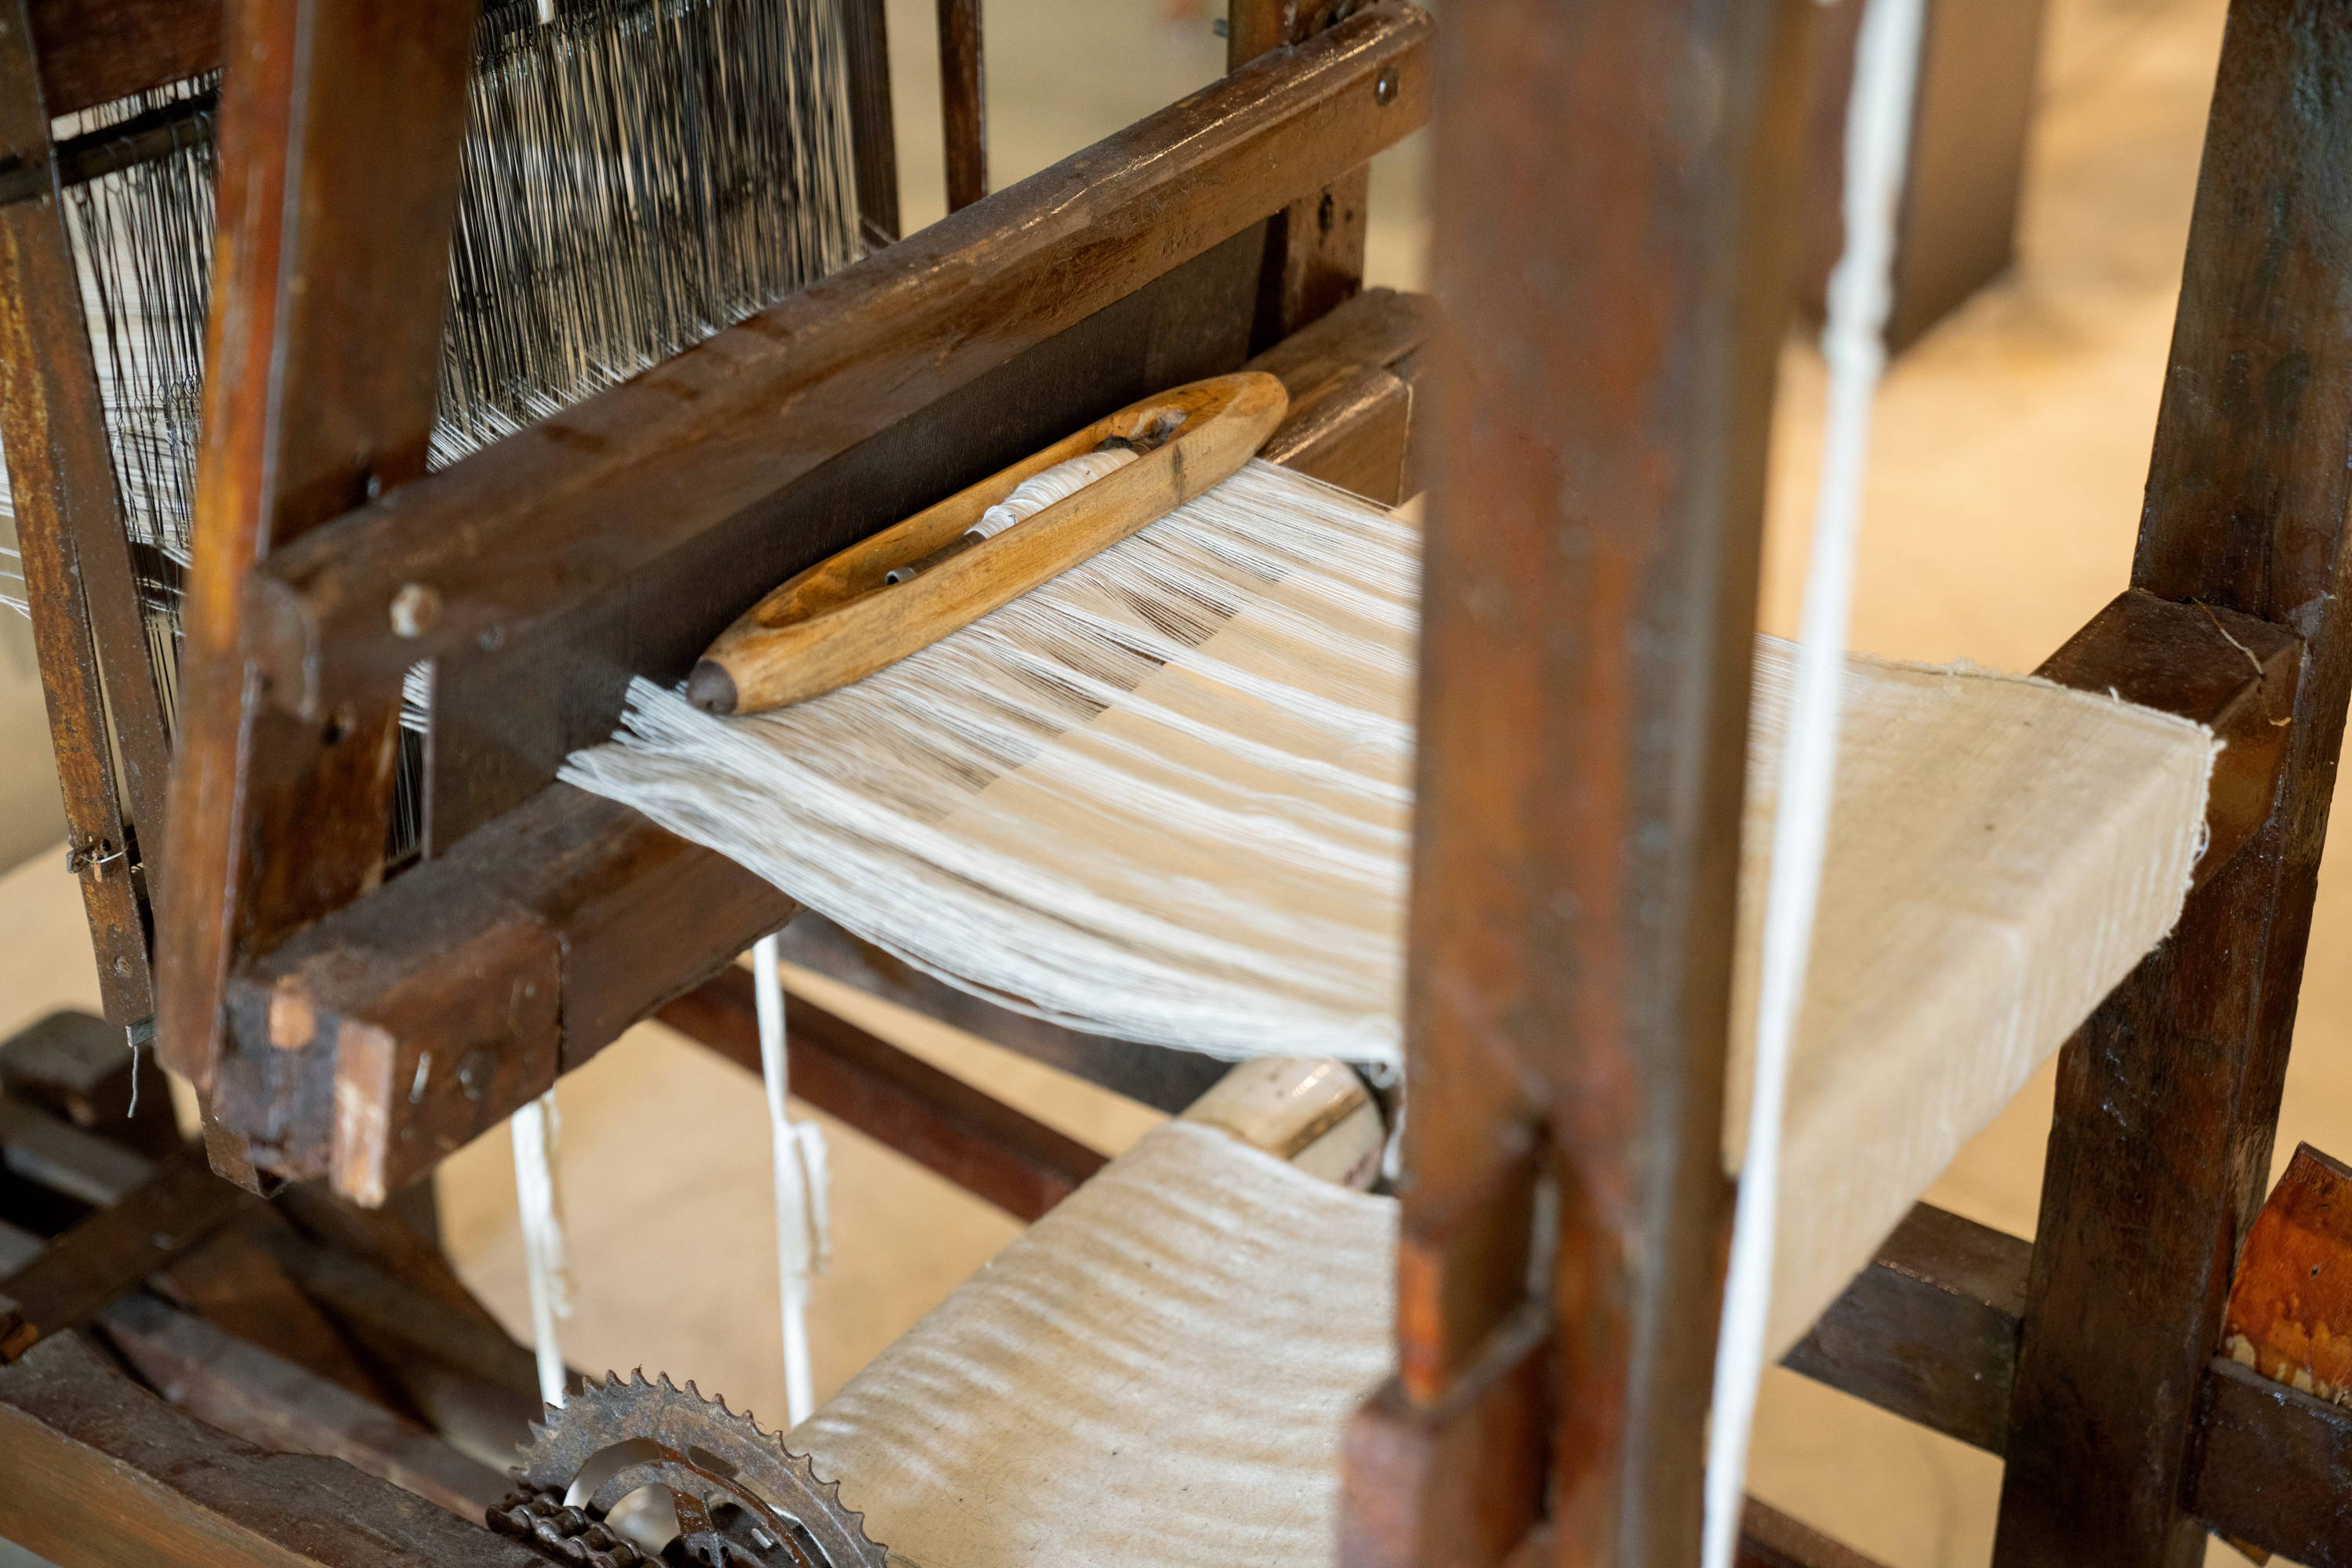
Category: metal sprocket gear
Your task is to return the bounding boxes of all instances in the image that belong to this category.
[492,1370,888,1568]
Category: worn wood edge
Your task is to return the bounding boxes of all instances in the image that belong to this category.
[2037,586,2300,891]
[28,0,223,116]
[2190,1356,2352,1568]
[244,3,1436,716]
[0,1331,539,1568]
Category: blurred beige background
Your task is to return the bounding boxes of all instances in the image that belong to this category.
[0,0,2343,1563]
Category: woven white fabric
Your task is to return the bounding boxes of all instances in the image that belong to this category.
[564,462,2216,1351]
[794,1121,1393,1568]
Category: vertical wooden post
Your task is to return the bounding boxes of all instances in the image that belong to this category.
[1229,0,1368,350]
[936,0,985,212]
[154,0,478,1156]
[1343,1,1814,1564]
[0,0,176,1024]
[839,0,901,249]
[1993,3,2352,1564]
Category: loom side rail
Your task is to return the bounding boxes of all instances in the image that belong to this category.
[239,4,1435,722]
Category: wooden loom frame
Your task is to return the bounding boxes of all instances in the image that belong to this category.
[0,3,2344,1568]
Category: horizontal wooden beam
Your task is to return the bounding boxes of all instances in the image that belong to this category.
[209,274,1433,1200]
[27,0,220,117]
[245,2,1434,720]
[0,1331,538,1568]
[658,964,1109,1223]
[220,786,790,1201]
[2190,1356,2352,1568]
[1781,1201,2027,1454]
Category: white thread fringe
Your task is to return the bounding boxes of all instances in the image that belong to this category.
[1700,1,1926,1563]
[755,934,831,1428]
[512,1091,574,1410]
[566,461,1419,1065]
[967,448,1139,542]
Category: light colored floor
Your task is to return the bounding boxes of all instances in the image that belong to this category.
[0,1,2344,1563]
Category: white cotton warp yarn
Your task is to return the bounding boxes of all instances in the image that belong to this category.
[564,458,2216,1363]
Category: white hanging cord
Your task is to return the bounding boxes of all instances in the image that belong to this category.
[1700,1,1925,1564]
[512,1090,575,1410]
[755,932,832,1428]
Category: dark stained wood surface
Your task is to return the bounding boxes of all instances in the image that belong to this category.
[244,4,1434,719]
[1735,1499,1890,1568]
[840,0,902,250]
[659,963,1109,1223]
[2038,586,2300,888]
[1780,1203,2026,1455]
[1993,3,2352,1563]
[207,263,1433,1200]
[775,914,1232,1114]
[935,0,986,211]
[0,1141,258,1361]
[0,0,170,1023]
[28,0,222,115]
[1360,0,1815,1563]
[1230,0,1370,354]
[155,0,480,1103]
[99,1290,510,1519]
[0,1330,541,1568]
[217,784,789,1196]
[423,223,1266,845]
[2,1010,181,1160]
[2190,1356,2352,1568]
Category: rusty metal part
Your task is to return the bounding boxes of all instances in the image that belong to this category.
[506,1372,886,1568]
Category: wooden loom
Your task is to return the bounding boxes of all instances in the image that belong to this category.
[0,2,2346,1568]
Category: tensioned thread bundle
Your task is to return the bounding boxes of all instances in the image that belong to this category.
[2,0,864,760]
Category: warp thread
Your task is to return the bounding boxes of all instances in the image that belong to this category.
[1699,0,1926,1563]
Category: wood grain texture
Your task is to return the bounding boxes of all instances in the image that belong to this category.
[98,1290,510,1519]
[244,4,1433,719]
[0,1330,540,1568]
[659,963,1109,1222]
[206,252,1428,1198]
[0,0,169,1023]
[699,372,1287,713]
[2191,1356,2352,1568]
[1229,0,1370,353]
[0,1142,257,1361]
[1780,1203,2027,1455]
[1364,1,1814,1563]
[2220,1143,2352,1405]
[1994,3,2352,1563]
[28,0,223,115]
[1250,285,1433,503]
[935,0,985,211]
[155,0,479,1099]
[2038,586,2300,888]
[840,0,901,249]
[1,1010,181,1160]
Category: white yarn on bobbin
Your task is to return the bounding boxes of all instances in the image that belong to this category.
[966,447,1140,543]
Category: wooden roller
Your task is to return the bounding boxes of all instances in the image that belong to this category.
[688,372,1290,715]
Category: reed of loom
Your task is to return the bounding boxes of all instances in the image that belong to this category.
[2,2,2348,1568]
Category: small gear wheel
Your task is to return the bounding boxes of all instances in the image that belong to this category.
[490,1370,888,1568]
